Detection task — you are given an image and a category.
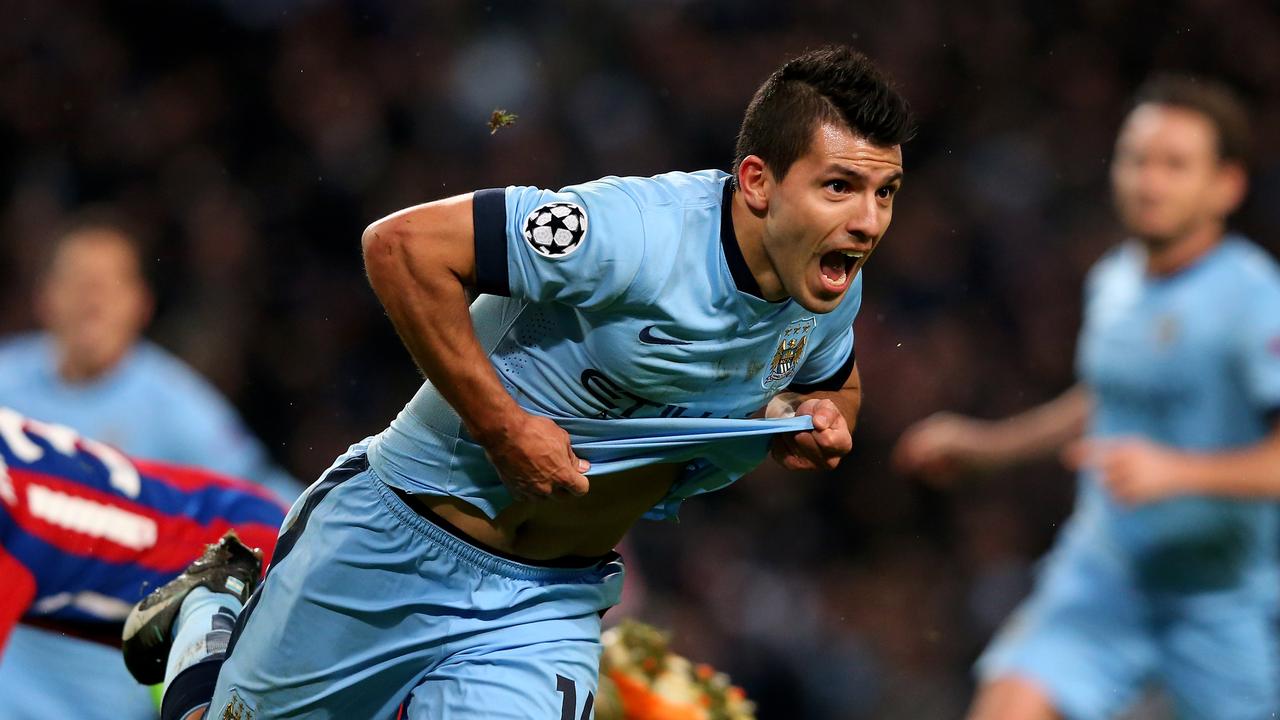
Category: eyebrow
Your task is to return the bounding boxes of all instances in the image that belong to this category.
[824,163,904,186]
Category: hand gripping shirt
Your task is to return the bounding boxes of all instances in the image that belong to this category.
[1074,237,1280,593]
[368,170,861,520]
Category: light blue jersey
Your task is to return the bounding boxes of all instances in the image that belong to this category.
[1075,237,1280,593]
[209,172,858,718]
[0,335,299,502]
[0,334,299,720]
[979,237,1280,720]
[371,170,860,520]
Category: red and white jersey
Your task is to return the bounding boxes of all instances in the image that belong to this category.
[0,407,286,651]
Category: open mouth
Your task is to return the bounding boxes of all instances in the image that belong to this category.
[818,249,862,292]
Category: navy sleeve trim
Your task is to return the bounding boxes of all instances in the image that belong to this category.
[1266,406,1280,426]
[789,347,857,394]
[472,188,510,296]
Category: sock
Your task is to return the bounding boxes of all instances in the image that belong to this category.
[162,587,242,708]
[163,658,225,720]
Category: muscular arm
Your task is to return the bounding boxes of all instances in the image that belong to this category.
[970,384,1092,467]
[893,384,1091,481]
[362,196,589,499]
[1070,421,1280,504]
[1169,423,1280,498]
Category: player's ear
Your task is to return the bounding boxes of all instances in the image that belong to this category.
[132,282,155,335]
[736,155,771,212]
[1211,160,1247,218]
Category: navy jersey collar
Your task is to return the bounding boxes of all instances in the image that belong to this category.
[720,180,776,302]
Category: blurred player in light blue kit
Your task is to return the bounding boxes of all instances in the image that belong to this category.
[0,222,300,718]
[126,46,913,719]
[0,222,298,499]
[895,77,1280,720]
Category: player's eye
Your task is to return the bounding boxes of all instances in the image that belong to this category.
[825,179,850,193]
[877,185,899,199]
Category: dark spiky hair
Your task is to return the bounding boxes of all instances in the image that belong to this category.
[733,46,915,181]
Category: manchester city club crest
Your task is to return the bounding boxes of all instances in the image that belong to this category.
[221,689,257,720]
[1154,314,1179,349]
[763,317,816,389]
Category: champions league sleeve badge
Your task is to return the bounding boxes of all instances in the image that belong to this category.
[523,202,587,258]
[763,317,816,389]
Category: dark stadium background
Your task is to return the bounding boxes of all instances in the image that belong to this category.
[3,1,1278,717]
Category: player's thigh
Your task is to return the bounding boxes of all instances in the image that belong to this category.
[211,460,444,718]
[405,555,611,720]
[212,456,624,719]
[407,621,603,720]
[1157,595,1280,720]
[976,540,1156,720]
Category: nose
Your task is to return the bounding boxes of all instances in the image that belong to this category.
[844,192,881,242]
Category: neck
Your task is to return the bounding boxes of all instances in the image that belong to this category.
[1143,221,1224,276]
[55,345,123,384]
[729,190,786,301]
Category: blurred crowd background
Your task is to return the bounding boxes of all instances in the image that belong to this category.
[3,1,1279,717]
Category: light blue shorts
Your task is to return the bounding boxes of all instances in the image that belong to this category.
[210,451,624,719]
[977,534,1279,720]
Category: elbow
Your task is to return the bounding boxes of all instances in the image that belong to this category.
[362,217,416,291]
[361,218,399,269]
[361,200,472,293]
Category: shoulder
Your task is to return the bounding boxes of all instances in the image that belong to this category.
[1089,241,1140,275]
[509,170,726,231]
[568,171,731,291]
[130,340,196,377]
[571,169,726,202]
[0,334,54,389]
[0,332,52,364]
[1211,239,1280,325]
[558,170,727,214]
[1218,237,1280,290]
[131,341,235,410]
[1084,242,1141,291]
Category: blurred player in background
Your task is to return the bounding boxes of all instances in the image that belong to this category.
[895,76,1280,720]
[0,221,300,717]
[0,219,299,500]
[126,46,911,719]
[0,407,285,718]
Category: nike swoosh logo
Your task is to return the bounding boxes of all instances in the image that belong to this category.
[638,325,691,346]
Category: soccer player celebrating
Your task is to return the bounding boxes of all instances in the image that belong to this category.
[125,46,912,719]
[895,77,1280,720]
[0,407,284,717]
